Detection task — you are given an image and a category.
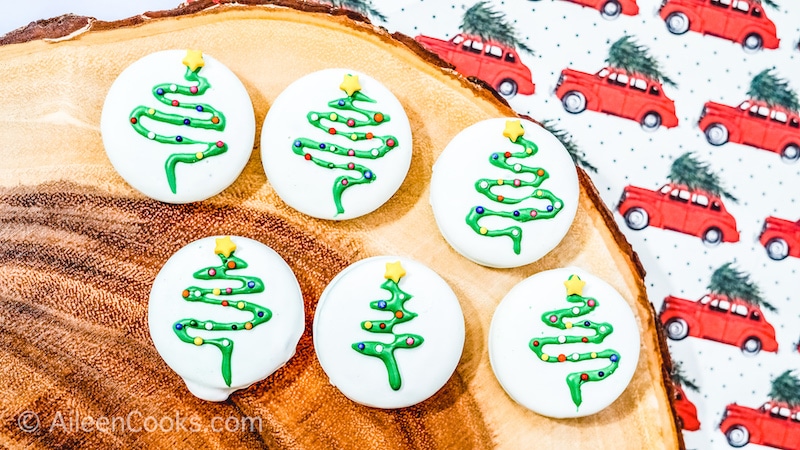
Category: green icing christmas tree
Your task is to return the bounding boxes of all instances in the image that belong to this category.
[352,261,423,390]
[173,236,272,387]
[129,50,227,194]
[465,119,565,255]
[529,275,620,409]
[292,74,399,215]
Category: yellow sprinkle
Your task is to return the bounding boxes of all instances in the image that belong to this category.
[536,190,542,197]
[364,321,373,330]
[350,134,358,140]
[497,179,504,185]
[565,322,573,329]
[196,152,205,160]
[148,108,155,115]
[479,227,488,235]
[330,113,338,121]
[237,301,245,309]
[541,354,549,361]
[591,352,597,359]
[193,337,203,346]
[526,148,533,154]
[212,288,220,295]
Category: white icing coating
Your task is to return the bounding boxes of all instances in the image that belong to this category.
[148,236,304,401]
[429,118,579,268]
[261,69,412,220]
[313,256,465,408]
[489,267,640,418]
[101,50,255,203]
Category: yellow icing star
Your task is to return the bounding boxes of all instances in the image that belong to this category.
[564,275,586,296]
[340,74,362,97]
[215,236,237,258]
[503,119,525,143]
[182,49,205,72]
[384,261,406,284]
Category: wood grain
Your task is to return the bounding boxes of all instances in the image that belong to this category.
[0,3,681,449]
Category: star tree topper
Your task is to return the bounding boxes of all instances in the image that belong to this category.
[503,119,525,143]
[564,274,586,296]
[215,236,237,257]
[384,261,406,283]
[340,74,362,97]
[182,49,205,72]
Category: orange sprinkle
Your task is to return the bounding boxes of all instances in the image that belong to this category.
[374,113,384,123]
[182,290,190,298]
[211,116,220,124]
[227,261,236,269]
[497,195,505,202]
[395,311,404,319]
[245,322,253,330]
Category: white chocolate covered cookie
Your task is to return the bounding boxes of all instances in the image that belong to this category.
[489,268,640,418]
[261,69,412,220]
[148,236,304,401]
[313,257,465,408]
[430,118,579,268]
[101,50,255,203]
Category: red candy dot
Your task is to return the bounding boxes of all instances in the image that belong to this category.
[557,354,566,362]
[532,340,540,347]
[347,119,355,127]
[406,337,414,345]
[226,288,232,294]
[347,150,355,156]
[342,179,348,185]
[216,141,224,148]
[530,211,538,218]
[304,153,312,161]
[581,337,589,343]
[504,152,511,158]
[347,163,354,169]
[328,128,336,135]
[387,139,396,147]
[587,299,596,307]
[130,117,137,124]
[497,195,505,202]
[208,268,216,276]
[580,373,589,381]
[190,86,198,94]
[222,300,229,307]
[172,100,179,107]
[379,323,386,329]
[549,315,557,322]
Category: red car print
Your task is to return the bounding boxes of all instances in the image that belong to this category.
[700,100,800,163]
[720,402,800,448]
[660,294,778,355]
[617,183,739,244]
[559,0,640,19]
[674,384,701,431]
[555,67,678,131]
[659,0,779,51]
[759,216,800,261]
[414,33,535,98]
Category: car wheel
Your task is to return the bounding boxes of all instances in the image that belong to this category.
[600,0,621,19]
[497,79,518,98]
[640,112,662,131]
[665,318,689,341]
[766,238,789,261]
[742,33,763,52]
[704,123,729,146]
[624,207,649,230]
[665,12,690,35]
[702,227,723,246]
[741,337,762,356]
[726,425,750,448]
[781,144,800,163]
[562,91,587,114]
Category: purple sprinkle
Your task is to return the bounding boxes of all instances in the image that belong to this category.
[599,371,604,377]
[584,321,590,326]
[183,118,190,125]
[196,105,203,112]
[513,210,520,217]
[319,143,326,149]
[257,311,264,317]
[476,206,485,214]
[176,136,183,142]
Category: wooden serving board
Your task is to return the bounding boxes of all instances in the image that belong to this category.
[0,2,682,448]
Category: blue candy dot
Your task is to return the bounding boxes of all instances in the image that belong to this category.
[513,210,520,217]
[365,171,373,179]
[176,136,183,142]
[377,300,387,309]
[599,371,604,377]
[183,119,190,125]
[247,281,255,288]
[319,143,326,149]
[491,153,499,160]
[584,321,590,326]
[175,323,183,330]
[257,311,264,317]
[358,343,365,350]
[338,100,345,106]
[196,105,203,112]
[294,140,302,147]
[547,205,554,212]
[610,354,618,362]
[156,88,164,95]
[476,206,485,214]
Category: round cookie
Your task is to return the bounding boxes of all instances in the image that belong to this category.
[429,118,579,268]
[148,236,304,401]
[261,69,412,220]
[101,50,255,203]
[313,256,465,408]
[489,268,640,418]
